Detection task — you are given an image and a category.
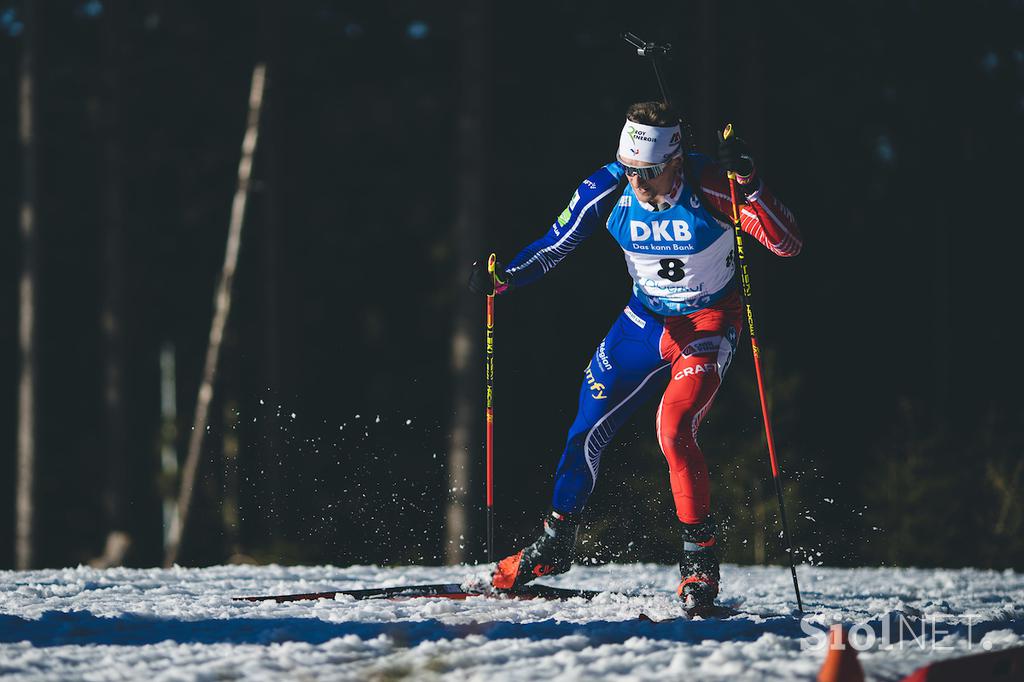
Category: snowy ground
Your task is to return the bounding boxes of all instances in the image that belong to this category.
[1,563,1022,681]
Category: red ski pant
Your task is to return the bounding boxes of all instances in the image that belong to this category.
[656,291,743,523]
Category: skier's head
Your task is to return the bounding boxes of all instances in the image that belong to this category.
[618,101,684,203]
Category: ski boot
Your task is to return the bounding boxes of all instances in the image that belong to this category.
[677,518,720,611]
[492,510,579,590]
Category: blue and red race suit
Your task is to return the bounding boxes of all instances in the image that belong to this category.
[502,153,801,524]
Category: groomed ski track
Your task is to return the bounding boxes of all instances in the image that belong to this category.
[2,562,1022,680]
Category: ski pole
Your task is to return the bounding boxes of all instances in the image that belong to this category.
[722,124,803,613]
[484,253,503,564]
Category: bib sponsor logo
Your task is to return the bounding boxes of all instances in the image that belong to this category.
[624,306,646,329]
[597,341,613,371]
[583,179,597,189]
[584,363,607,400]
[569,191,580,210]
[640,278,703,295]
[630,219,693,242]
[674,363,718,380]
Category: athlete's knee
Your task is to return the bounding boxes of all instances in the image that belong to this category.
[659,418,693,451]
[661,367,721,450]
[659,418,702,466]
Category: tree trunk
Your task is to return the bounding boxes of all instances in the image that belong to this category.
[445,0,488,565]
[165,64,267,567]
[91,0,132,569]
[259,0,285,541]
[222,398,241,560]
[159,343,179,551]
[15,0,39,572]
[261,88,284,541]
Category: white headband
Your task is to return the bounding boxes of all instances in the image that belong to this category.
[617,119,682,164]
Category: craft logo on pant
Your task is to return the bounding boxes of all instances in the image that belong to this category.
[674,363,717,381]
[584,363,607,400]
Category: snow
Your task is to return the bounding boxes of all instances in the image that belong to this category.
[1,563,1022,680]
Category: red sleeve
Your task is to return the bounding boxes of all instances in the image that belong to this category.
[698,162,802,257]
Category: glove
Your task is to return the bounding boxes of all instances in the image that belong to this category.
[716,129,756,181]
[468,258,509,295]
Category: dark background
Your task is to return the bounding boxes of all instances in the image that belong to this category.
[2,0,1023,571]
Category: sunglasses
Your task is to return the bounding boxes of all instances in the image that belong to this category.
[618,156,674,181]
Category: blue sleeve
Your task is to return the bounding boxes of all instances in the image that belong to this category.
[504,163,624,291]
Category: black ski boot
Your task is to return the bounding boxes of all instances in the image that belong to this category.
[677,518,720,611]
[492,510,579,590]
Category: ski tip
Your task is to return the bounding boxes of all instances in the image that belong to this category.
[638,605,743,623]
[687,604,742,619]
[637,611,693,624]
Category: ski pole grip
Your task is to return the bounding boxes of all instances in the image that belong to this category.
[487,252,506,293]
[722,123,736,180]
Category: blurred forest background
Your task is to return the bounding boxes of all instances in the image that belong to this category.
[2,0,1023,572]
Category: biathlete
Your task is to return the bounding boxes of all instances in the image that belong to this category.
[468,101,802,608]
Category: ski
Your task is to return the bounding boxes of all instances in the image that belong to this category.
[638,605,800,622]
[235,583,466,603]
[516,584,609,600]
[234,582,607,603]
[638,605,743,622]
[234,582,752,618]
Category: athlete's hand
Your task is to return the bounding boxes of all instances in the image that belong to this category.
[468,259,509,295]
[716,129,756,180]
